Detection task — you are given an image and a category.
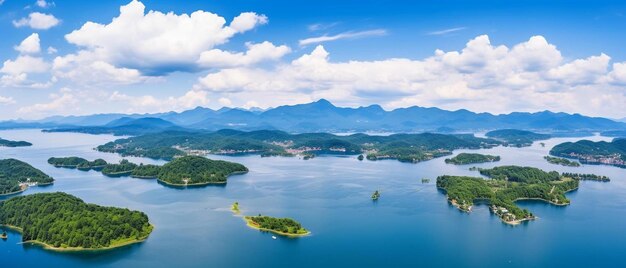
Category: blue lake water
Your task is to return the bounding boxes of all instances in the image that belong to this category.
[1,129,625,267]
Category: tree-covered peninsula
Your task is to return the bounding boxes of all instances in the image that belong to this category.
[0,159,53,195]
[544,156,580,167]
[550,138,626,168]
[101,159,138,177]
[485,129,550,147]
[157,156,248,186]
[0,138,32,147]
[0,192,153,251]
[96,129,501,163]
[444,153,500,165]
[244,215,309,237]
[436,165,593,225]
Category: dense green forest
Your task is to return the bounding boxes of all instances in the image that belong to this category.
[550,139,626,168]
[0,159,53,195]
[444,153,500,165]
[157,156,248,186]
[48,157,108,170]
[0,138,32,147]
[0,192,152,249]
[544,156,580,167]
[485,129,550,147]
[131,164,162,178]
[437,165,582,224]
[97,130,501,163]
[102,160,138,177]
[244,215,309,236]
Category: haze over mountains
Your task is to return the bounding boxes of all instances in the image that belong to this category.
[2,99,625,134]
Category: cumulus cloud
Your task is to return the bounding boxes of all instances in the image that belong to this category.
[109,90,210,113]
[193,35,626,118]
[17,88,78,116]
[0,96,15,104]
[14,33,41,54]
[299,29,387,46]
[60,0,268,77]
[13,12,60,29]
[197,41,290,68]
[36,0,54,8]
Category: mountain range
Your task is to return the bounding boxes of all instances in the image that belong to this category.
[3,99,625,134]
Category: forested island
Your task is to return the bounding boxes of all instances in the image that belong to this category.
[157,156,248,186]
[550,139,626,168]
[0,138,32,147]
[244,215,309,237]
[47,156,247,186]
[0,192,153,251]
[48,157,107,170]
[562,173,610,182]
[437,165,587,225]
[544,156,580,167]
[444,153,500,165]
[485,129,550,147]
[96,129,501,163]
[0,159,53,195]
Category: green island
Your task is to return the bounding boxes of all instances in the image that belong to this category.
[371,190,380,200]
[231,202,240,214]
[485,129,550,147]
[562,172,610,182]
[47,156,248,186]
[48,157,107,171]
[96,129,501,164]
[0,158,53,196]
[444,153,500,165]
[436,165,592,225]
[357,154,364,161]
[244,215,310,237]
[0,138,32,147]
[550,138,625,168]
[1,230,7,239]
[544,156,580,167]
[157,156,248,186]
[0,192,153,251]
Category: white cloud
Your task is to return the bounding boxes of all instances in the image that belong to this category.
[427,27,466,36]
[62,0,268,76]
[17,88,78,116]
[36,0,54,8]
[0,96,15,104]
[47,46,57,54]
[193,35,626,118]
[229,12,268,33]
[197,41,290,68]
[109,90,210,113]
[14,33,41,54]
[1,55,49,75]
[299,29,387,46]
[13,12,60,29]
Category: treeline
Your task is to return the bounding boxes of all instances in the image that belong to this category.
[445,153,500,165]
[485,129,550,147]
[97,130,502,163]
[479,165,560,183]
[562,172,610,182]
[0,138,32,147]
[245,215,308,235]
[0,192,152,249]
[0,159,53,195]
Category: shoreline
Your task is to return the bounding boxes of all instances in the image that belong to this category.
[1,224,153,252]
[243,217,310,238]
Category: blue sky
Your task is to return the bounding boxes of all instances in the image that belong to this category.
[0,0,625,120]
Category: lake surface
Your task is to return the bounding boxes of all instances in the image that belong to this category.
[1,129,625,268]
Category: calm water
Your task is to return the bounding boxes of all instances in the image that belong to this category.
[1,129,625,268]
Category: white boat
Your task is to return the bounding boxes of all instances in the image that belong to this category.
[272,236,277,240]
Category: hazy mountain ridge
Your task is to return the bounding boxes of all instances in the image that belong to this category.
[2,99,625,133]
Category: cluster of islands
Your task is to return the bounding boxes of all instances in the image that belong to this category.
[0,127,623,251]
